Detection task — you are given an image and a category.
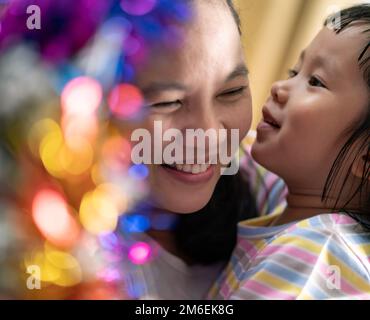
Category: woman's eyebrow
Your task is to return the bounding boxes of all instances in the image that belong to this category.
[225,64,249,82]
[141,64,249,96]
[141,82,188,96]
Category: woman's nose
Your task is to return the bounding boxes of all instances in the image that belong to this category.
[185,99,222,131]
[196,111,222,131]
[271,80,289,105]
[180,105,223,162]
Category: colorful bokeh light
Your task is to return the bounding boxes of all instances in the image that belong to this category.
[120,214,150,233]
[128,164,149,181]
[128,242,151,265]
[108,83,144,119]
[79,186,121,235]
[25,244,82,287]
[39,123,94,178]
[120,0,157,16]
[101,135,132,172]
[32,189,80,248]
[59,137,94,176]
[61,76,103,117]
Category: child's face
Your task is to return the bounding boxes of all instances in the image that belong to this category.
[252,26,369,191]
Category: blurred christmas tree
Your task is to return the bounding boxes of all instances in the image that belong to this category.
[0,0,191,299]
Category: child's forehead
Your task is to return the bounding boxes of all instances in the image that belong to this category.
[313,26,367,51]
[306,26,368,69]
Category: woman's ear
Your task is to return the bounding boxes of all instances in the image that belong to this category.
[351,150,370,180]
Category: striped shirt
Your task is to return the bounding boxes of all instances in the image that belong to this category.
[208,213,370,300]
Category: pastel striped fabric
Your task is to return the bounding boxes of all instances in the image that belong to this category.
[208,213,370,300]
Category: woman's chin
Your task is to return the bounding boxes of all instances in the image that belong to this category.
[154,191,214,214]
[148,164,221,214]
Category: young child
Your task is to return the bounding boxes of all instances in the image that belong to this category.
[209,4,370,299]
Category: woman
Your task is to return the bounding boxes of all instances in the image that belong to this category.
[109,0,287,300]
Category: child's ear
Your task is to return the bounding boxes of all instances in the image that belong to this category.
[351,150,370,180]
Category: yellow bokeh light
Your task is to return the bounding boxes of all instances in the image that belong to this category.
[44,245,82,287]
[39,128,65,178]
[59,137,94,176]
[24,245,82,287]
[39,122,94,178]
[28,118,60,158]
[91,164,104,185]
[96,183,128,214]
[79,188,120,235]
[24,250,61,284]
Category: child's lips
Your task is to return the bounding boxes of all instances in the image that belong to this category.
[256,107,282,134]
[261,107,281,129]
[257,120,279,131]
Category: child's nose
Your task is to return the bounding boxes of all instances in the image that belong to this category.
[271,81,289,105]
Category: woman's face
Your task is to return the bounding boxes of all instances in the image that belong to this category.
[134,0,252,213]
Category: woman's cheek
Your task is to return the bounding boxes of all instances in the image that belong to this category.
[236,98,253,142]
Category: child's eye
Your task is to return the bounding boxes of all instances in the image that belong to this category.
[150,100,182,108]
[288,69,298,78]
[308,76,327,89]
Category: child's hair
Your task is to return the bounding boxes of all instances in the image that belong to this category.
[322,4,370,226]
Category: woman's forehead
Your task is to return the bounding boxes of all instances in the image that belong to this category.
[135,2,243,85]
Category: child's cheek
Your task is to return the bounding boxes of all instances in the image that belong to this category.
[281,107,322,152]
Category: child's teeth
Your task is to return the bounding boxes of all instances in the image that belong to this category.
[183,164,192,173]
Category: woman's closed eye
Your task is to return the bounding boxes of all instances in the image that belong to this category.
[150,100,183,108]
[218,86,248,99]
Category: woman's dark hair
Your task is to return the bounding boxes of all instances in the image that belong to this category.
[174,0,258,265]
[226,0,242,34]
[322,4,370,226]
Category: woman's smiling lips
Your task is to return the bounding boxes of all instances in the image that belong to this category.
[160,163,216,184]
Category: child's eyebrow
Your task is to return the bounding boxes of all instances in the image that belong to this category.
[300,50,339,78]
[314,55,339,77]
